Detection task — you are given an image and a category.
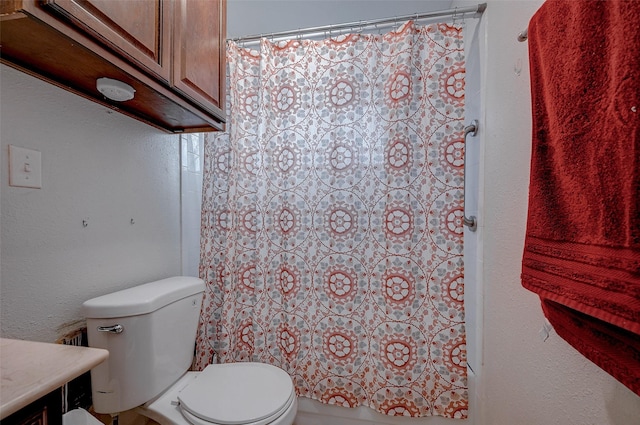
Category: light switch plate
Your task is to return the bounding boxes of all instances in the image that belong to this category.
[9,145,42,189]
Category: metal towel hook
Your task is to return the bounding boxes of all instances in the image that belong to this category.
[463,120,478,232]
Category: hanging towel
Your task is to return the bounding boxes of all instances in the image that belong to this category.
[522,0,640,394]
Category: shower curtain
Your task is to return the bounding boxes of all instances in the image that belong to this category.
[195,21,468,419]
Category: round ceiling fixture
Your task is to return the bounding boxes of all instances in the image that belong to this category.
[96,77,136,102]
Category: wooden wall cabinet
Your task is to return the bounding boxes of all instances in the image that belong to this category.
[0,0,226,133]
[173,0,224,114]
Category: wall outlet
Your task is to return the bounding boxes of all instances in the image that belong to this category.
[9,144,42,189]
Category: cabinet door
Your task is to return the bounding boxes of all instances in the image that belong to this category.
[172,0,226,115]
[43,0,171,82]
[3,388,62,425]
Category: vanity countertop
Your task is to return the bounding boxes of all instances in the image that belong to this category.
[0,338,109,419]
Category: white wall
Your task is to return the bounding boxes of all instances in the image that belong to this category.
[0,65,182,342]
[450,0,640,424]
[227,0,453,38]
[181,133,204,277]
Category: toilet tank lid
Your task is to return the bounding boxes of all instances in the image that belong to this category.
[82,277,205,318]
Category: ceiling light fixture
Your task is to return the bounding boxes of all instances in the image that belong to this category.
[96,77,136,102]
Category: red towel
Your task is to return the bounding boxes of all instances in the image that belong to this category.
[523,0,640,394]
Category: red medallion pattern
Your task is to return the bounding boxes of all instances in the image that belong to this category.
[195,21,467,419]
[314,317,367,376]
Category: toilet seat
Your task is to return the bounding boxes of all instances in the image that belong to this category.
[179,392,295,425]
[177,363,295,425]
[140,362,296,425]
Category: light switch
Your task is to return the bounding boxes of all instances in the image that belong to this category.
[9,145,42,189]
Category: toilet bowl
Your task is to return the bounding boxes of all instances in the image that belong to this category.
[82,277,297,425]
[141,363,297,425]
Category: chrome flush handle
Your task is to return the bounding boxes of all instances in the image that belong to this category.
[97,324,124,334]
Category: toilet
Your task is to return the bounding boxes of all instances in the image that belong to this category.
[82,277,297,425]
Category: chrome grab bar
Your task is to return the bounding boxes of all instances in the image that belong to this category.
[463,120,478,232]
[97,324,124,334]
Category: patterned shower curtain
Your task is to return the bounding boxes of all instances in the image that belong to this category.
[195,21,467,419]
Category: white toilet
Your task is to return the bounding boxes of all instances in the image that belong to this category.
[82,277,297,425]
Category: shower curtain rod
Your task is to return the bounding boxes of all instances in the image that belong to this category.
[229,2,487,45]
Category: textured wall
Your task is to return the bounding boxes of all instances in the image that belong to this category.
[0,65,182,342]
[449,0,640,423]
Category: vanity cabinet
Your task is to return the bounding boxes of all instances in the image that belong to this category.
[2,389,62,425]
[0,0,226,133]
[0,339,108,425]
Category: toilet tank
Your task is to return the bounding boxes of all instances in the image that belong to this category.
[83,277,205,414]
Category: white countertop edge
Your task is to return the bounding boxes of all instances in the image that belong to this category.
[0,338,109,419]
